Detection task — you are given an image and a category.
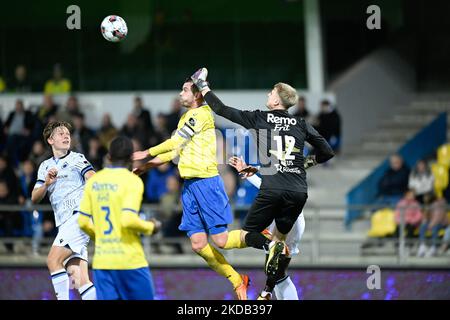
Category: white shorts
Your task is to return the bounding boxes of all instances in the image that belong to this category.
[268,212,305,256]
[52,213,90,265]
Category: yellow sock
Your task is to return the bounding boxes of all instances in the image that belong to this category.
[223,230,247,249]
[197,244,242,289]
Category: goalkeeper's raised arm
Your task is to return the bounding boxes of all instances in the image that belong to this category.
[190,67,259,129]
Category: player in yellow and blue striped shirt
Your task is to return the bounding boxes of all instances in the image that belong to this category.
[132,78,249,300]
[78,136,161,300]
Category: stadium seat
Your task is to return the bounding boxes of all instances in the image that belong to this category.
[367,208,396,237]
[437,143,450,168]
[431,162,449,198]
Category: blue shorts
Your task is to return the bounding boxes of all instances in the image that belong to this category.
[93,267,155,300]
[179,175,233,237]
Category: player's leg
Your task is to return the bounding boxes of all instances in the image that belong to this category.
[210,228,250,299]
[191,231,247,299]
[66,258,96,300]
[273,271,298,300]
[266,213,304,300]
[240,191,280,251]
[266,191,307,277]
[213,228,247,250]
[62,214,97,299]
[47,245,73,300]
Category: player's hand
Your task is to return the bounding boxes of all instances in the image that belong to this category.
[132,150,149,161]
[228,156,247,172]
[190,67,210,91]
[239,166,258,179]
[45,168,58,186]
[229,156,259,179]
[149,218,162,235]
[304,155,317,170]
[132,166,145,176]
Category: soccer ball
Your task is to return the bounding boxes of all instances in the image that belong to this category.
[101,15,128,42]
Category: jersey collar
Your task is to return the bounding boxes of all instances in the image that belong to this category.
[53,150,71,162]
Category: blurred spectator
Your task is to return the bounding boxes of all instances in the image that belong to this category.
[98,113,118,149]
[408,160,434,204]
[439,225,450,255]
[394,189,423,238]
[417,194,448,257]
[4,99,35,165]
[160,175,181,221]
[0,116,4,151]
[0,156,22,203]
[86,136,107,171]
[120,114,147,149]
[159,175,184,253]
[9,65,32,93]
[314,99,341,153]
[44,63,71,94]
[17,159,37,238]
[35,95,58,127]
[133,96,154,136]
[376,154,410,208]
[0,180,20,252]
[292,96,310,121]
[0,76,5,92]
[29,140,51,167]
[18,159,37,201]
[166,97,183,133]
[152,112,171,145]
[56,96,82,124]
[145,162,175,203]
[71,113,95,154]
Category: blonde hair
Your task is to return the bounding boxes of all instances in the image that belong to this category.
[274,82,298,109]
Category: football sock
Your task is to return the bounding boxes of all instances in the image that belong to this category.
[274,276,299,300]
[245,232,271,251]
[197,244,243,289]
[51,269,70,300]
[79,282,97,300]
[223,230,247,249]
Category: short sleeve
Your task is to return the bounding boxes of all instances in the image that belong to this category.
[121,176,144,214]
[34,162,47,189]
[74,154,95,178]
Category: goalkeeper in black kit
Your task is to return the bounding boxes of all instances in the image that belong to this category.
[190,68,335,299]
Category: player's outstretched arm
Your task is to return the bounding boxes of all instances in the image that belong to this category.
[191,68,258,129]
[133,151,178,176]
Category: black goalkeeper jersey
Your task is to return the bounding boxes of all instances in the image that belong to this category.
[204,91,334,192]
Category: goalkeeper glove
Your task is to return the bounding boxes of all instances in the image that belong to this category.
[190,67,210,91]
[304,155,317,170]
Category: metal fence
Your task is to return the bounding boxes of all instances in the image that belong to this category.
[0,203,449,267]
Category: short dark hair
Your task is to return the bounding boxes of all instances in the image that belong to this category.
[184,78,199,94]
[109,136,133,162]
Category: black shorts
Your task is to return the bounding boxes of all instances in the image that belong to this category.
[242,189,307,234]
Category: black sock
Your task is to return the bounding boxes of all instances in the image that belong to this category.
[245,232,271,250]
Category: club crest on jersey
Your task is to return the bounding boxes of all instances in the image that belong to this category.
[62,162,69,169]
[267,113,297,131]
[188,118,196,127]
